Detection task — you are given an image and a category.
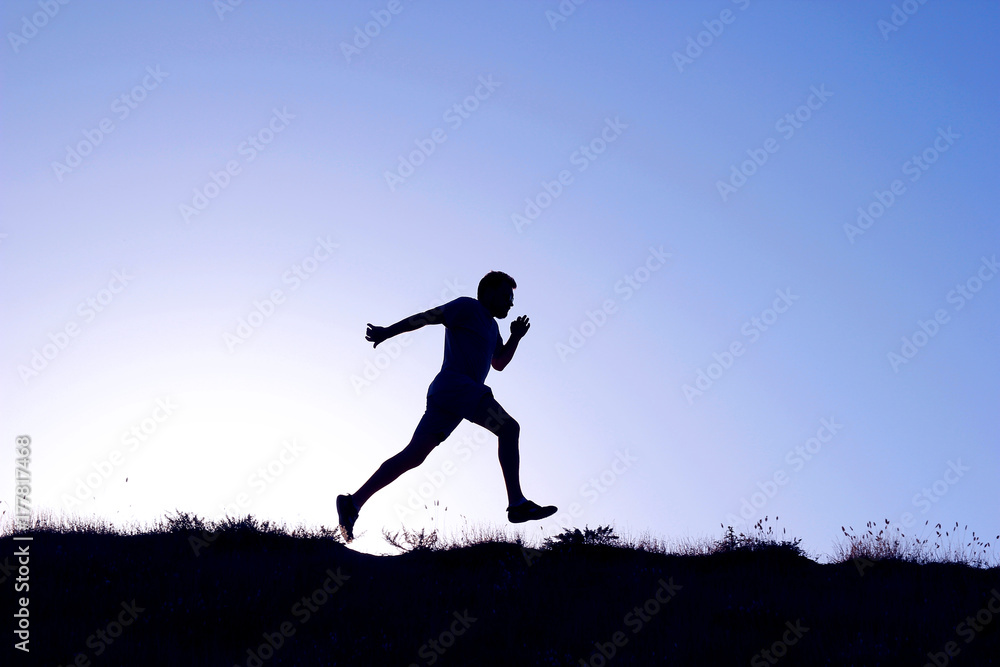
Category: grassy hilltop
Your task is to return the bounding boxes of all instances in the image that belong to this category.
[2,514,999,666]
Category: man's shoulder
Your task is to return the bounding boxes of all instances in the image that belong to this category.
[445,296,485,313]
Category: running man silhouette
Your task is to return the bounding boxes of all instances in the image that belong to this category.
[337,271,556,542]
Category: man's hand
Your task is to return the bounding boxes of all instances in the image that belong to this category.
[366,323,388,348]
[510,315,530,339]
[494,315,529,371]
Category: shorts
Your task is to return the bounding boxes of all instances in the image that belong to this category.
[411,382,494,444]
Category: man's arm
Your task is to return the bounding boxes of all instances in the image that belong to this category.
[492,315,529,371]
[366,306,444,348]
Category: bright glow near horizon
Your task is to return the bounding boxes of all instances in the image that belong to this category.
[2,1,998,558]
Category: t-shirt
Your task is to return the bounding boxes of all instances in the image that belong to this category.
[426,297,501,413]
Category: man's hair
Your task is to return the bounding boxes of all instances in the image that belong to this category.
[478,271,517,300]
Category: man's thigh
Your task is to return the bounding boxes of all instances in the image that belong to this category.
[410,401,464,446]
[466,391,515,435]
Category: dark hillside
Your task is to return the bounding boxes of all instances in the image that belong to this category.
[3,519,999,666]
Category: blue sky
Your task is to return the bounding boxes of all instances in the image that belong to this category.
[2,1,997,559]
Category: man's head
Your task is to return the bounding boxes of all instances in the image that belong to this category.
[478,271,517,319]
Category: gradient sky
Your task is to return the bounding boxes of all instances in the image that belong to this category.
[2,1,997,559]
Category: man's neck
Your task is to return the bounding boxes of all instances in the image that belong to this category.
[476,298,495,319]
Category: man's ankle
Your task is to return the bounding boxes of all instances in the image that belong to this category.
[343,493,361,512]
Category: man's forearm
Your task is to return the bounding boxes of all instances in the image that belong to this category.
[384,311,436,339]
[494,335,522,370]
[383,316,421,339]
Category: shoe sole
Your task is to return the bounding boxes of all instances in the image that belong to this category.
[508,505,557,523]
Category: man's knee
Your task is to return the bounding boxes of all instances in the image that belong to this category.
[472,396,519,436]
[481,403,503,424]
[399,436,439,466]
[497,415,519,438]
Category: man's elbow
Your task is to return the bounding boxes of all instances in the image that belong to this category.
[492,359,505,371]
